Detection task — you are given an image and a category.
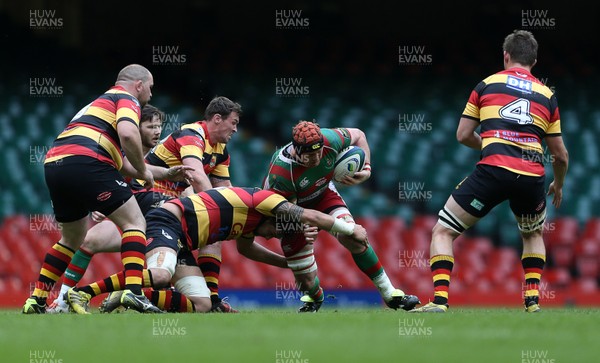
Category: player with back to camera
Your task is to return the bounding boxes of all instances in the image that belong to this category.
[411,30,568,313]
[46,104,191,313]
[263,120,420,312]
[22,64,183,314]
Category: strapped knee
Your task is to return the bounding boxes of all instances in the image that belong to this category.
[518,210,546,233]
[437,207,469,234]
[174,276,211,298]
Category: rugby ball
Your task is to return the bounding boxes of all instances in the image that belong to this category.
[333,146,366,182]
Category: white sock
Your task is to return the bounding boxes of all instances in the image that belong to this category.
[372,271,396,301]
[57,284,71,304]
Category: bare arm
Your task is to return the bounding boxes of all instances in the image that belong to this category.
[209,176,232,188]
[118,122,147,177]
[236,236,288,268]
[274,202,367,241]
[545,135,569,208]
[456,117,482,150]
[182,157,213,192]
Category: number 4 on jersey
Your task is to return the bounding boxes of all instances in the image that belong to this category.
[499,98,533,125]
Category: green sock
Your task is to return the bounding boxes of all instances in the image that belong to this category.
[307,276,324,302]
[62,248,93,289]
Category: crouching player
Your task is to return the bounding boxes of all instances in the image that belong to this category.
[65,186,367,313]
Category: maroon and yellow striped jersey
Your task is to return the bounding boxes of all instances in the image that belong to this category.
[462,67,561,177]
[44,86,141,170]
[143,121,230,196]
[168,187,287,250]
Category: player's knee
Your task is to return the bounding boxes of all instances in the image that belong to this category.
[436,207,469,237]
[190,297,212,313]
[147,249,177,287]
[337,233,366,254]
[173,276,211,312]
[517,210,546,235]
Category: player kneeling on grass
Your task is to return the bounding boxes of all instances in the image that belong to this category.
[65,186,367,313]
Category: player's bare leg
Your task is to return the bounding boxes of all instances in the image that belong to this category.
[331,208,419,310]
[412,196,479,313]
[23,217,87,314]
[196,241,234,311]
[516,212,547,313]
[50,219,123,313]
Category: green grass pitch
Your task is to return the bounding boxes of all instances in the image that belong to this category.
[1,307,596,363]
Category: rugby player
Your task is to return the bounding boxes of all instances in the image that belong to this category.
[263,120,420,312]
[46,104,186,313]
[23,65,166,314]
[411,30,569,313]
[65,187,368,313]
[138,95,242,312]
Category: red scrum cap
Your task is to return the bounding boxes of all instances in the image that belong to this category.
[292,120,324,155]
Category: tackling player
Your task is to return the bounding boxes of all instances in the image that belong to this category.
[263,120,420,312]
[64,187,368,313]
[138,95,242,312]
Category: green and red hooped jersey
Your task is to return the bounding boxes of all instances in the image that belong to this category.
[263,127,352,205]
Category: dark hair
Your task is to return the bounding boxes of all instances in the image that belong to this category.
[141,104,164,123]
[503,30,538,66]
[204,96,242,121]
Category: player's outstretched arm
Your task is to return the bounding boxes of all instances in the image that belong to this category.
[236,237,288,268]
[274,202,367,242]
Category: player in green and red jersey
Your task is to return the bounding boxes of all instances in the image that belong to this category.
[263,120,420,312]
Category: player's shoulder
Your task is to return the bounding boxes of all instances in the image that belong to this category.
[181,121,206,136]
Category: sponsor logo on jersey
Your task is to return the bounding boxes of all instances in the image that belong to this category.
[507,75,532,94]
[97,191,112,201]
[315,177,327,187]
[115,180,128,187]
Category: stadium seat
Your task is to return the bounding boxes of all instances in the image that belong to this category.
[576,255,599,278]
[582,218,600,241]
[550,244,575,269]
[545,217,580,248]
[411,214,438,232]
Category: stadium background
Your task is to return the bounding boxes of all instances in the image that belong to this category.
[0,0,599,308]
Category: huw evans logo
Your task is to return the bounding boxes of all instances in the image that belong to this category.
[521,10,556,29]
[152,45,187,65]
[275,10,309,29]
[30,10,63,29]
[399,45,432,65]
[30,78,63,97]
[275,78,310,97]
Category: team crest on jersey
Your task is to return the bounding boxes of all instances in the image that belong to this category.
[210,155,217,168]
[299,177,310,188]
[230,223,244,236]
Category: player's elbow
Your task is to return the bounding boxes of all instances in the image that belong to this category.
[553,149,569,166]
[456,129,470,144]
